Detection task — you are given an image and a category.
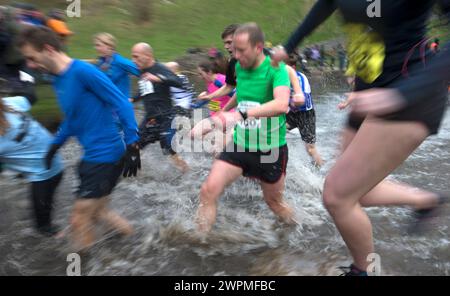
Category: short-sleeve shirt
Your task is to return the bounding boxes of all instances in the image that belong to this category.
[234,56,290,151]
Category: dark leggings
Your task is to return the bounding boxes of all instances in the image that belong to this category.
[30,172,63,229]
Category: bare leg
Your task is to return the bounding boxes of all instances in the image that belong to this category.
[340,128,439,210]
[70,198,98,250]
[323,118,430,270]
[261,174,297,224]
[170,154,190,173]
[305,143,324,167]
[196,160,242,233]
[96,197,134,236]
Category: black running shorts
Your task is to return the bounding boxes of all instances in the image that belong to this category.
[218,142,288,184]
[77,158,124,199]
[286,109,317,144]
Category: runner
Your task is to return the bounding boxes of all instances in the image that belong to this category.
[130,42,189,173]
[285,53,324,167]
[165,61,194,119]
[93,33,140,97]
[18,26,141,250]
[0,95,63,236]
[271,0,450,275]
[194,23,297,233]
[197,60,233,116]
[197,24,239,105]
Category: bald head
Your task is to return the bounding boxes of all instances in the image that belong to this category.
[132,42,154,70]
[133,42,153,55]
[165,61,179,74]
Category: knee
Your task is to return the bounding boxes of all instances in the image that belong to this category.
[322,177,345,215]
[71,201,95,224]
[200,182,220,204]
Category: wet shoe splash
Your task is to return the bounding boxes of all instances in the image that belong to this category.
[338,264,368,276]
[409,194,449,235]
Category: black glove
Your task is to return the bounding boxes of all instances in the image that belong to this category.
[122,142,141,178]
[45,144,61,170]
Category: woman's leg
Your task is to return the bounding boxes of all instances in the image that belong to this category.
[323,118,431,270]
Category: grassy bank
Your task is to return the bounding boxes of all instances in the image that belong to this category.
[2,0,446,129]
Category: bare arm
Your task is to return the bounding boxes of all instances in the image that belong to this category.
[286,65,305,106]
[199,84,234,100]
[223,93,238,111]
[247,86,291,118]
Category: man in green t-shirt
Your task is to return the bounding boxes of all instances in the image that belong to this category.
[195,23,297,233]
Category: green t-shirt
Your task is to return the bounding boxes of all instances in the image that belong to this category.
[234,56,290,151]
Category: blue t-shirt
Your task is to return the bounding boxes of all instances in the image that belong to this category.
[0,96,63,182]
[52,60,139,163]
[96,53,140,97]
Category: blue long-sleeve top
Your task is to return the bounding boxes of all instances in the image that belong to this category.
[52,60,139,163]
[96,52,140,97]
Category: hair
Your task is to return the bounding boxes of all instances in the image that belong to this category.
[221,24,240,39]
[48,8,66,21]
[198,59,219,74]
[234,22,265,47]
[17,26,62,52]
[0,99,11,136]
[93,32,117,50]
[286,53,299,67]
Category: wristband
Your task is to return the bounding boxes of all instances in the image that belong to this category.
[238,110,248,121]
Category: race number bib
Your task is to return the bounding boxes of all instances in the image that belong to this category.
[237,101,261,130]
[208,100,221,112]
[345,24,385,83]
[138,79,155,96]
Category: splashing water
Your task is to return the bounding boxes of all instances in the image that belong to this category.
[0,94,449,275]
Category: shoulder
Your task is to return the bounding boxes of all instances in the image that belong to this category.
[298,72,312,92]
[216,73,226,82]
[298,72,309,82]
[2,96,31,113]
[178,74,189,82]
[155,62,169,70]
[114,53,132,64]
[72,59,96,73]
[270,60,288,75]
[72,60,110,84]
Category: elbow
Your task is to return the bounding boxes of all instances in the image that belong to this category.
[277,101,290,115]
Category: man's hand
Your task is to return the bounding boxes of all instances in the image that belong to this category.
[291,93,305,107]
[122,142,141,178]
[45,144,61,170]
[142,72,162,83]
[348,88,406,116]
[210,111,242,132]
